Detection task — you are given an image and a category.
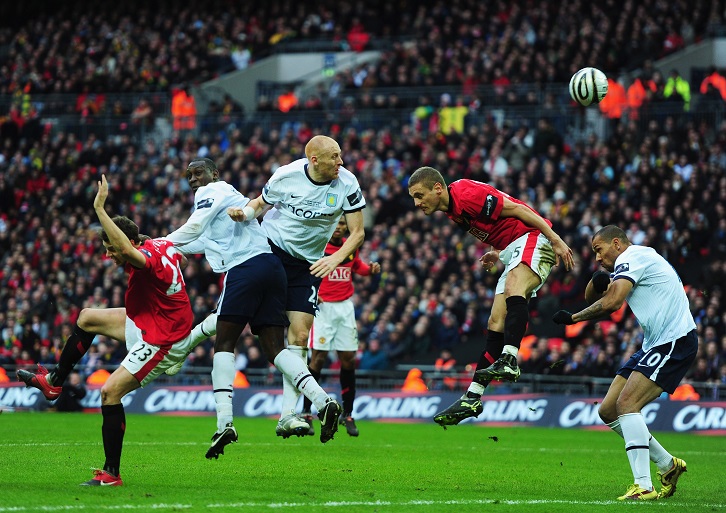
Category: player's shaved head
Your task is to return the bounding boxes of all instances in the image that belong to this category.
[305,135,338,159]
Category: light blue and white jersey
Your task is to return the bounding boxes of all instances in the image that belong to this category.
[261,157,365,263]
[165,180,271,273]
[611,245,696,351]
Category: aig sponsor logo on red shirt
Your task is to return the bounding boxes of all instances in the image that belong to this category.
[468,226,490,242]
[328,267,352,281]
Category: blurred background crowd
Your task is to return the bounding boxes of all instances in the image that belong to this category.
[1,0,725,396]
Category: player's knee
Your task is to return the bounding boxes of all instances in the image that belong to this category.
[598,403,616,424]
[287,329,310,347]
[311,353,327,368]
[338,352,356,369]
[100,383,121,405]
[76,308,93,331]
[614,395,638,416]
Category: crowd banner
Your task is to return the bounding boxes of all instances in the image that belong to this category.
[1,383,724,434]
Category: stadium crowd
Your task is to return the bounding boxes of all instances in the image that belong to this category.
[0,0,725,394]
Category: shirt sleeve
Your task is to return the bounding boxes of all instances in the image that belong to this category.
[171,237,207,255]
[611,256,645,286]
[261,174,283,205]
[343,177,366,213]
[166,187,223,245]
[131,240,162,278]
[468,182,504,222]
[351,254,371,276]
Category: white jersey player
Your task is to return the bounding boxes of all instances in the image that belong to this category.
[167,180,271,271]
[167,158,344,457]
[552,225,696,501]
[229,135,366,438]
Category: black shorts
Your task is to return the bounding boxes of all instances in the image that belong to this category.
[217,253,289,333]
[269,240,321,315]
[617,329,698,394]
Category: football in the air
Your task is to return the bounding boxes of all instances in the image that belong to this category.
[569,67,608,106]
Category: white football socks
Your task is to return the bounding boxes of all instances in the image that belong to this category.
[502,345,518,357]
[278,345,305,417]
[190,313,217,345]
[619,413,654,490]
[211,351,235,432]
[607,418,673,473]
[467,382,486,397]
[274,347,330,411]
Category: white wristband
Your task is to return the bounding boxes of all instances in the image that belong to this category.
[242,205,256,221]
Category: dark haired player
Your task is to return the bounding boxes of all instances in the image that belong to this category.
[407,166,574,427]
[553,225,695,500]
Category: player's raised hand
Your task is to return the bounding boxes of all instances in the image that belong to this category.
[369,262,381,274]
[94,174,109,210]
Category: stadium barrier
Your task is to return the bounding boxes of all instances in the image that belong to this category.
[1,382,723,434]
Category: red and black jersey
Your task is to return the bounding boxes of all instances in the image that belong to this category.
[446,179,551,250]
[124,238,193,346]
[318,238,371,302]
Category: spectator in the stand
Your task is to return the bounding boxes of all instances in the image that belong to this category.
[585,350,617,378]
[438,94,469,135]
[130,99,154,127]
[626,74,655,121]
[482,140,509,181]
[171,85,197,133]
[699,66,726,101]
[188,345,213,370]
[359,338,389,370]
[501,125,531,173]
[347,17,370,52]
[531,117,563,158]
[599,76,627,129]
[55,371,87,412]
[244,345,269,370]
[276,87,299,113]
[520,343,548,375]
[663,69,691,112]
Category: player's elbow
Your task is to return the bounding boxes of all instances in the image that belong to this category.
[118,246,139,260]
[598,296,622,315]
[585,283,606,305]
[349,227,365,245]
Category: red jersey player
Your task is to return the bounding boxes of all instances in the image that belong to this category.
[408,166,574,427]
[301,217,380,436]
[18,175,216,486]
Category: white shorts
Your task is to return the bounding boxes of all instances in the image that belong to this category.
[495,232,557,297]
[309,299,358,352]
[122,317,197,387]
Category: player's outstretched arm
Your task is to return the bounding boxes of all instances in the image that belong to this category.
[553,278,631,325]
[500,198,574,271]
[94,175,146,268]
[228,195,270,222]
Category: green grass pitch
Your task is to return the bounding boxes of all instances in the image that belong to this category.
[1,412,724,512]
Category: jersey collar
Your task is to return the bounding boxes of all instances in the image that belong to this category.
[304,163,333,186]
[446,184,455,214]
